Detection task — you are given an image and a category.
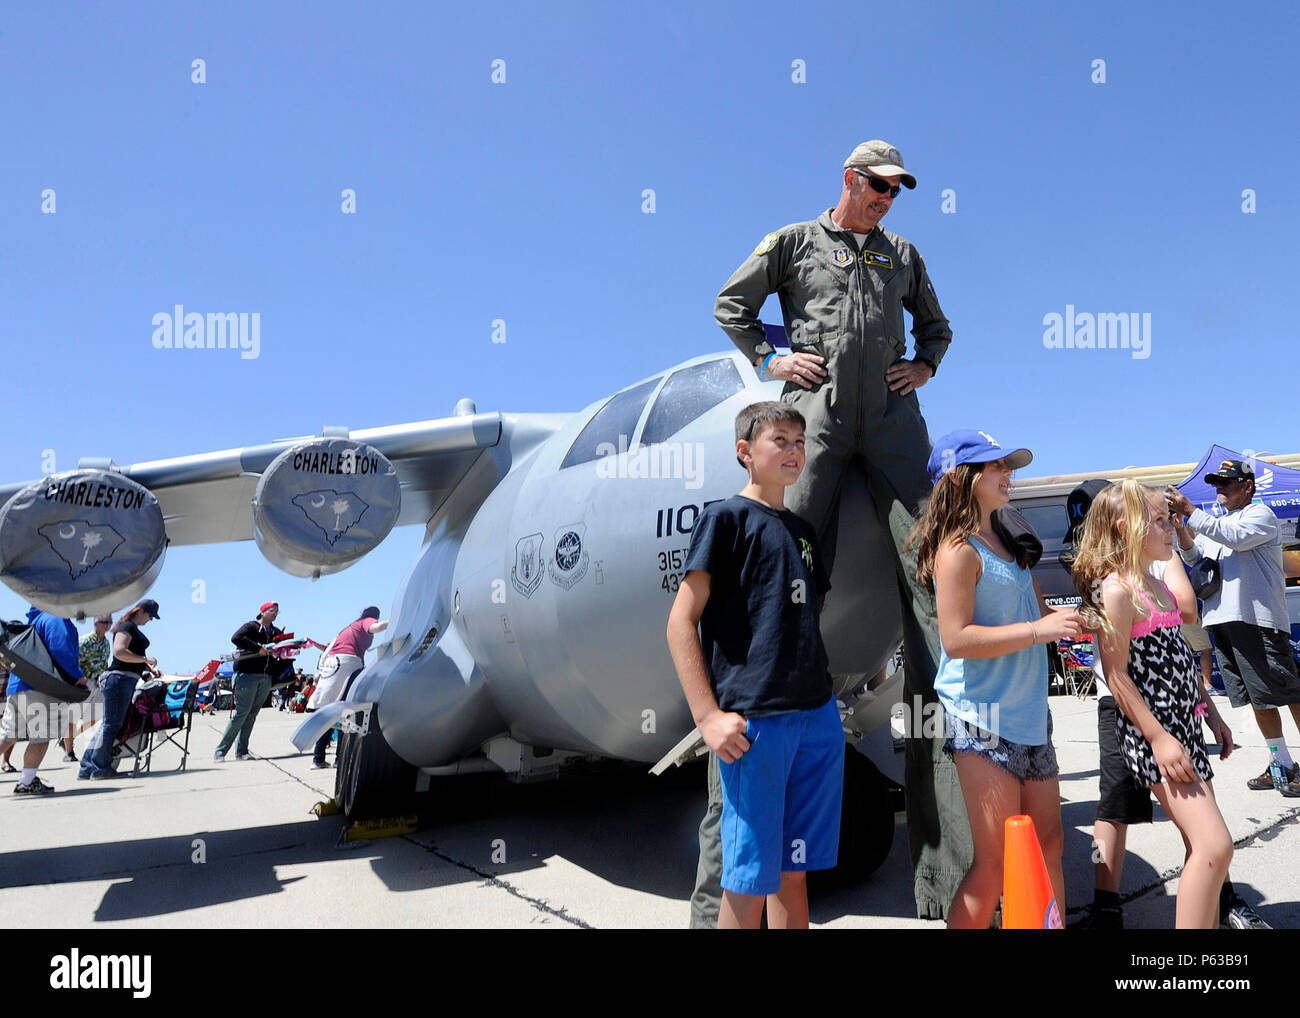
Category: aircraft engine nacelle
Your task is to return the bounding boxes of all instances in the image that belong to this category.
[252,438,401,578]
[0,469,167,617]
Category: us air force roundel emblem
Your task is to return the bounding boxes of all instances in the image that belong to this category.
[511,532,545,599]
[548,524,588,590]
[831,247,852,267]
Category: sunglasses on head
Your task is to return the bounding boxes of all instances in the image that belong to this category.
[854,169,902,198]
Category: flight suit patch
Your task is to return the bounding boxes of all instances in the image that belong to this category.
[862,250,893,269]
[754,232,779,256]
[831,247,852,267]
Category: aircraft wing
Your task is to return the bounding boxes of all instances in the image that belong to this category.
[0,409,564,612]
[0,412,503,549]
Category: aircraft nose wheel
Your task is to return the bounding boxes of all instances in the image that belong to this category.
[809,747,896,892]
[334,709,418,822]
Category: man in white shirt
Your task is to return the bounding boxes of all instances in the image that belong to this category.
[1167,459,1300,796]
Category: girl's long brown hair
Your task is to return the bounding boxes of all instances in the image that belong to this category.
[1070,479,1155,641]
[906,462,1026,593]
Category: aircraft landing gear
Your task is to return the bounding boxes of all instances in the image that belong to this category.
[335,708,418,822]
[810,747,897,891]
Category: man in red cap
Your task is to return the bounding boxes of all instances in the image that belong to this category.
[215,601,284,763]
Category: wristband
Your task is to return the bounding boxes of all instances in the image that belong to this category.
[761,352,778,376]
[1027,621,1038,645]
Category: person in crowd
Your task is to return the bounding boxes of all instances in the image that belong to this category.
[215,601,283,763]
[0,664,11,774]
[1166,460,1300,795]
[1058,484,1264,930]
[58,614,113,761]
[905,431,1083,928]
[668,402,841,929]
[0,607,87,794]
[78,601,161,780]
[309,608,388,768]
[1075,480,1236,928]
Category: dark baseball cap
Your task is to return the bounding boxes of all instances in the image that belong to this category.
[138,599,161,619]
[1205,459,1255,485]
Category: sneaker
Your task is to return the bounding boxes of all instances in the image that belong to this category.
[213,752,226,764]
[1247,762,1299,791]
[1074,903,1123,930]
[235,754,251,761]
[90,770,120,780]
[311,760,330,769]
[1222,900,1272,930]
[14,777,54,795]
[62,750,77,762]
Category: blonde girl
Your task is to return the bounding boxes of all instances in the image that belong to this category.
[1073,479,1235,928]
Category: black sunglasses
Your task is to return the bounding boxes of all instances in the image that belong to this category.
[854,169,902,198]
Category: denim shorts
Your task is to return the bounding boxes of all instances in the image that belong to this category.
[943,712,1058,782]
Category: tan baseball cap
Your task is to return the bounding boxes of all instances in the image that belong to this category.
[844,140,917,189]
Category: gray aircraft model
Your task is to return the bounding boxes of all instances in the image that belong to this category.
[6,347,1294,882]
[0,347,906,877]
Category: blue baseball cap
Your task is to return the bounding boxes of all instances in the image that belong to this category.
[928,430,1032,484]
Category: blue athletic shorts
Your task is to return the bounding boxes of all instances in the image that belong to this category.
[718,696,844,897]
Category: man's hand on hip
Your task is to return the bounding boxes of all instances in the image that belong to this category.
[885,358,934,396]
[768,352,827,389]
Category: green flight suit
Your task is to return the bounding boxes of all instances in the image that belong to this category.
[700,210,968,921]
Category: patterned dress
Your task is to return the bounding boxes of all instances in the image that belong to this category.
[1114,579,1213,786]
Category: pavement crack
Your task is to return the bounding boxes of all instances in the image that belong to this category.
[405,837,594,929]
[1067,803,1300,915]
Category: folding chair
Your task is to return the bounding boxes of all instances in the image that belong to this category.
[1061,641,1096,699]
[118,680,201,775]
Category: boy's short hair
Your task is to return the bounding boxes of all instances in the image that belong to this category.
[734,401,806,468]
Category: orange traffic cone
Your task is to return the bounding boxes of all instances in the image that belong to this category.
[1002,814,1062,929]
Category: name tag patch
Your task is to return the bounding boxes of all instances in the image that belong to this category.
[863,250,893,269]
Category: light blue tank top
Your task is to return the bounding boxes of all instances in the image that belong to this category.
[933,538,1048,746]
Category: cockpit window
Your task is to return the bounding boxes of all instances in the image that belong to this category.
[561,378,660,469]
[641,359,745,446]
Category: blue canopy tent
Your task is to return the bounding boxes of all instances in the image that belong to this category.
[1173,446,1300,671]
[1173,445,1300,524]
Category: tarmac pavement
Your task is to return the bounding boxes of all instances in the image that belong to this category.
[1,691,1298,929]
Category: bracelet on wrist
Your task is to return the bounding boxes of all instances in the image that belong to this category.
[761,352,779,376]
[1027,621,1038,645]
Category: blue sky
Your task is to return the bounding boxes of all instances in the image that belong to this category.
[2,0,1296,670]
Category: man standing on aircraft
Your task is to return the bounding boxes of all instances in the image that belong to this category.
[705,140,960,921]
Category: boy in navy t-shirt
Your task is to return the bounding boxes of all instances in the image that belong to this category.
[666,401,842,929]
